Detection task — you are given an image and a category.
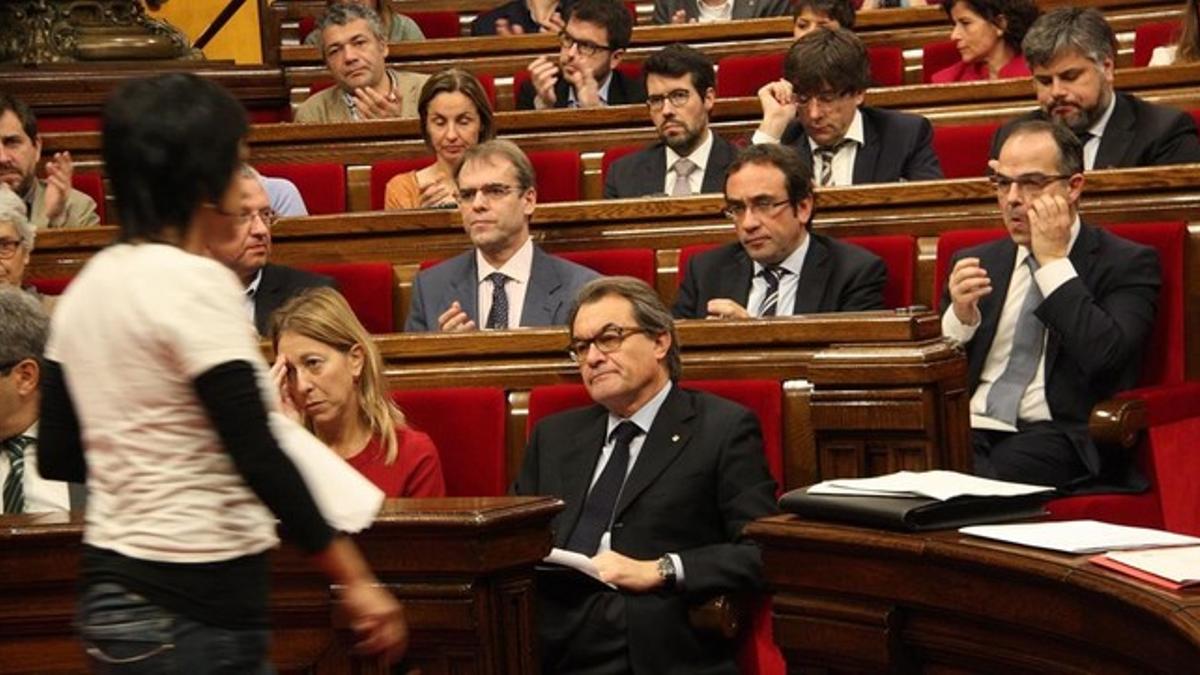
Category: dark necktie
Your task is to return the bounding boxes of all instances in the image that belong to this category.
[984,255,1045,427]
[815,140,852,187]
[564,421,643,555]
[485,272,509,330]
[3,435,31,514]
[757,265,789,317]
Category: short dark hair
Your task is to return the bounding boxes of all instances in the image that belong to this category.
[102,73,248,241]
[1001,119,1084,176]
[643,44,715,96]
[0,92,38,141]
[1022,7,1116,68]
[793,0,856,30]
[784,27,871,95]
[725,143,815,209]
[418,68,496,149]
[944,0,1040,52]
[568,276,682,382]
[568,0,633,50]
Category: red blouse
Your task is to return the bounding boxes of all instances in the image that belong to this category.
[346,425,446,498]
[932,53,1030,84]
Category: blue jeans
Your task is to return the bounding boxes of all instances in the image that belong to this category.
[77,583,274,674]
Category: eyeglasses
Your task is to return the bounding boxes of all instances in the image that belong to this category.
[646,89,692,111]
[723,198,792,220]
[559,32,612,57]
[567,325,650,361]
[457,183,524,203]
[794,91,851,108]
[0,237,24,260]
[239,208,278,228]
[987,172,1072,194]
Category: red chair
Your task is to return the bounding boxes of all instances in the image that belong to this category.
[1133,21,1180,68]
[932,122,1001,179]
[72,171,106,224]
[246,107,291,124]
[843,234,916,309]
[923,40,962,83]
[867,46,905,88]
[557,248,656,286]
[677,242,719,286]
[256,162,347,215]
[599,144,641,188]
[513,62,643,106]
[408,11,461,39]
[715,47,903,98]
[300,261,395,333]
[27,276,73,296]
[36,115,101,133]
[298,15,317,43]
[390,387,508,496]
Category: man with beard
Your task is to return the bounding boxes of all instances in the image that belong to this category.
[989,7,1200,169]
[603,44,736,199]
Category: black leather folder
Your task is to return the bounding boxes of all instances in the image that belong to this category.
[779,485,1051,531]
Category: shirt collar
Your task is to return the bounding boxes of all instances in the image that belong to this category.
[476,236,534,285]
[806,108,865,153]
[664,128,714,175]
[245,267,265,297]
[606,380,673,439]
[1088,92,1117,140]
[752,230,810,278]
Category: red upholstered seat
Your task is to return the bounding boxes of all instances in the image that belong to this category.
[1133,21,1180,67]
[932,122,1001,179]
[256,162,347,215]
[390,387,508,496]
[72,171,106,224]
[866,46,905,88]
[408,11,460,39]
[247,107,291,124]
[715,47,903,98]
[300,261,395,333]
[922,40,962,83]
[372,149,579,209]
[557,248,655,285]
[843,234,916,308]
[37,115,101,133]
[27,276,73,296]
[599,145,641,187]
[677,242,719,286]
[299,15,317,43]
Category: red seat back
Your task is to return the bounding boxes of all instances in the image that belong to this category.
[867,46,905,87]
[716,47,903,97]
[299,15,317,43]
[1106,221,1185,387]
[256,162,347,215]
[557,248,656,285]
[247,107,291,124]
[676,243,719,286]
[1133,21,1181,67]
[408,11,460,39]
[72,171,106,224]
[390,387,508,496]
[932,122,1001,179]
[300,262,395,333]
[36,115,102,133]
[27,276,73,296]
[600,144,641,187]
[843,234,916,308]
[923,40,961,83]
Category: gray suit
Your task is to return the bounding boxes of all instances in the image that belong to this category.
[405,244,599,331]
[653,0,790,24]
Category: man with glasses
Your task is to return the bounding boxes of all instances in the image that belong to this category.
[604,44,737,199]
[515,275,778,674]
[208,167,333,335]
[405,140,597,331]
[943,119,1160,490]
[754,27,943,185]
[989,7,1200,170]
[674,143,886,319]
[516,0,646,110]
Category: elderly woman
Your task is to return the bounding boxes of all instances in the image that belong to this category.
[1150,0,1200,65]
[271,288,446,497]
[305,0,424,45]
[932,0,1039,83]
[384,69,495,210]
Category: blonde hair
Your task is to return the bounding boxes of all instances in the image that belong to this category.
[270,287,405,464]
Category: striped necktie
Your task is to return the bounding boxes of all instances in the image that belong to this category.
[3,435,31,514]
[815,139,852,187]
[757,265,789,317]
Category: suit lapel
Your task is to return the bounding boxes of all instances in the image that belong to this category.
[556,410,610,547]
[613,387,694,522]
[1093,94,1134,169]
[254,265,284,335]
[448,254,479,324]
[724,245,755,307]
[792,234,830,314]
[521,246,564,325]
[852,111,880,185]
[646,145,668,195]
[1045,225,1099,375]
[700,135,735,193]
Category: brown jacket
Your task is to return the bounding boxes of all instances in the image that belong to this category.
[293,69,428,123]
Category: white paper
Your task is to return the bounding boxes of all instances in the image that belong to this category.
[543,548,617,589]
[1104,546,1200,584]
[269,412,384,533]
[808,470,1053,501]
[960,520,1200,554]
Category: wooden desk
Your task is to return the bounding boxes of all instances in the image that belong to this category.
[745,515,1200,673]
[0,496,562,675]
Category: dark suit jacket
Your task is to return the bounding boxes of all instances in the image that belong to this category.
[603,133,738,199]
[652,0,791,24]
[253,264,335,335]
[781,106,944,183]
[470,0,575,35]
[514,386,779,674]
[942,225,1161,480]
[516,68,646,110]
[404,244,599,331]
[989,92,1200,168]
[673,235,888,319]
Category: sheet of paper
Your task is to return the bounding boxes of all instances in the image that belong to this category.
[809,470,1053,501]
[269,412,384,533]
[960,520,1200,554]
[1104,546,1200,584]
[543,548,617,589]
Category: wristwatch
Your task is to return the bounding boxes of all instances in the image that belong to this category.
[656,555,677,589]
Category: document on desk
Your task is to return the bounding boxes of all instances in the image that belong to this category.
[1092,546,1200,589]
[960,520,1200,554]
[808,470,1054,501]
[543,548,617,589]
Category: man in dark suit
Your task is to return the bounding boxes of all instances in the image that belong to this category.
[653,0,790,25]
[944,119,1160,490]
[406,140,597,331]
[754,27,943,185]
[515,276,778,674]
[605,44,737,199]
[209,168,333,335]
[517,0,646,110]
[675,143,886,319]
[989,7,1200,170]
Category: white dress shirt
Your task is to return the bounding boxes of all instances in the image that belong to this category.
[752,110,865,186]
[746,234,811,317]
[1,423,72,514]
[696,0,734,22]
[941,218,1082,432]
[1082,94,1117,170]
[477,236,534,329]
[663,129,715,195]
[243,267,264,325]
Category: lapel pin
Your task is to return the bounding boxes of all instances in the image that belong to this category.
[672,434,680,442]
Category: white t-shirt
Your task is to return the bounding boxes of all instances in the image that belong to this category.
[47,243,279,563]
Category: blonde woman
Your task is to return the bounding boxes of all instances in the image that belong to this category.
[271,287,445,497]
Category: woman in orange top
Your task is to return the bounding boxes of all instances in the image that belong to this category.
[384,69,496,210]
[932,0,1039,84]
[271,287,446,497]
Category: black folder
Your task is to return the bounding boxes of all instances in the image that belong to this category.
[779,485,1051,531]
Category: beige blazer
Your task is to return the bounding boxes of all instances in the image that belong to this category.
[29,179,100,229]
[293,69,428,123]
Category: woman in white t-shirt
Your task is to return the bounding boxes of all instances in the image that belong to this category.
[37,73,406,673]
[1149,0,1200,66]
